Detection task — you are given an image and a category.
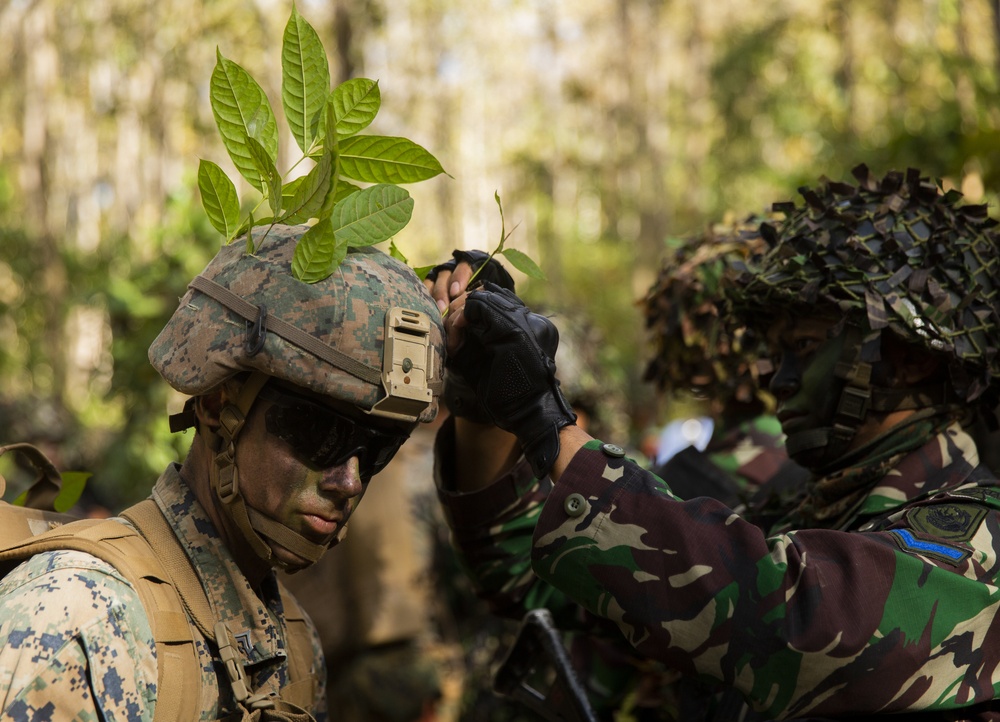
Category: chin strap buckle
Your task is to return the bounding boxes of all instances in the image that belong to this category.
[217,621,252,704]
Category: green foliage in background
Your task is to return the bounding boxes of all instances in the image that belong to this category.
[3,0,1000,507]
[200,6,446,282]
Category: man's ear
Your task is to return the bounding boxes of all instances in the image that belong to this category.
[193,392,225,432]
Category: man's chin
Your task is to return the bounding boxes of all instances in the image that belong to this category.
[268,542,329,573]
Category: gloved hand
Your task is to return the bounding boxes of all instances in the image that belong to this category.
[424,249,516,290]
[428,250,517,423]
[448,283,576,478]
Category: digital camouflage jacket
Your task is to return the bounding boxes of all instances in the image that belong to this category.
[0,464,327,722]
[439,420,1000,720]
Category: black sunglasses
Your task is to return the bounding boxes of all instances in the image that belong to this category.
[258,385,412,478]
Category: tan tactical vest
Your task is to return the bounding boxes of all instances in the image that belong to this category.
[0,444,318,722]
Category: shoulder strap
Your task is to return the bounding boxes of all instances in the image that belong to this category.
[276,581,320,707]
[122,500,217,639]
[123,501,318,710]
[0,514,202,722]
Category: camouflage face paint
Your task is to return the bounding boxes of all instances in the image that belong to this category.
[769,317,848,468]
[232,398,368,571]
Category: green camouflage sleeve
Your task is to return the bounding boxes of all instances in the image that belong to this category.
[0,550,157,721]
[435,421,667,717]
[531,440,1000,719]
[435,419,577,624]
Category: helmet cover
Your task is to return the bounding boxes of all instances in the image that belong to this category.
[149,224,445,422]
[642,217,771,406]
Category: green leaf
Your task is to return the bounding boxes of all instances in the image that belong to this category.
[246,136,283,218]
[388,240,408,263]
[241,211,255,251]
[210,49,279,192]
[317,101,342,220]
[197,159,241,240]
[330,184,414,247]
[502,248,546,280]
[11,471,90,513]
[330,78,380,139]
[282,6,330,154]
[292,218,350,283]
[332,180,360,204]
[54,472,90,513]
[280,149,334,224]
[413,265,437,281]
[339,135,445,184]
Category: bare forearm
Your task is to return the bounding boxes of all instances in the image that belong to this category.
[453,420,592,492]
[453,419,521,492]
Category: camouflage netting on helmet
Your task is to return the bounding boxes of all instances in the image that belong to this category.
[641,218,770,405]
[149,224,445,421]
[735,164,1000,404]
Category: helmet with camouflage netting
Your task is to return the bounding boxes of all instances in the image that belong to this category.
[149,223,445,568]
[735,164,1000,406]
[641,217,772,410]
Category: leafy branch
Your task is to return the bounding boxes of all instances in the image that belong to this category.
[440,192,546,317]
[197,5,447,283]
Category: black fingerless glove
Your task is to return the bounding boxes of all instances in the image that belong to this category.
[424,249,516,290]
[429,250,516,422]
[448,283,577,478]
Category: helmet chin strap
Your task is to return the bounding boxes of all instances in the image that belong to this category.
[784,324,955,470]
[206,371,329,570]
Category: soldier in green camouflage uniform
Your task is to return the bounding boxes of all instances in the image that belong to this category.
[0,224,445,721]
[642,222,807,515]
[429,227,806,719]
[431,165,1000,720]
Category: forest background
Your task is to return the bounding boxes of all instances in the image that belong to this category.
[2,0,1000,505]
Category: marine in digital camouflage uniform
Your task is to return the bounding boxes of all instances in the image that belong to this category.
[0,224,446,721]
[430,165,1000,720]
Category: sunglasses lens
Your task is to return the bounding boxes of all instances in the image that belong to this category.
[262,389,409,477]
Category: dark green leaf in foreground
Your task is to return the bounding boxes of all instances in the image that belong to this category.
[331,184,414,247]
[338,135,445,184]
[292,218,350,283]
[198,159,241,240]
[282,6,330,154]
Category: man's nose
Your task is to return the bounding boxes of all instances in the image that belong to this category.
[320,456,364,498]
[768,354,801,400]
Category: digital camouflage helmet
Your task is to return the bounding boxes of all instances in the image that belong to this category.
[149,224,445,568]
[735,164,1000,460]
[642,218,771,409]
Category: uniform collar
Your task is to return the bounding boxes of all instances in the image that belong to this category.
[149,464,288,667]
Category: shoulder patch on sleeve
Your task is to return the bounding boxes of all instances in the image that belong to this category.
[888,528,970,566]
[906,503,988,542]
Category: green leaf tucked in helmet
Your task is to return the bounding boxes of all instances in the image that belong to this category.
[199,7,446,284]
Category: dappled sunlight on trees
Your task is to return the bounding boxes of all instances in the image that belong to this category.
[0,0,998,503]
